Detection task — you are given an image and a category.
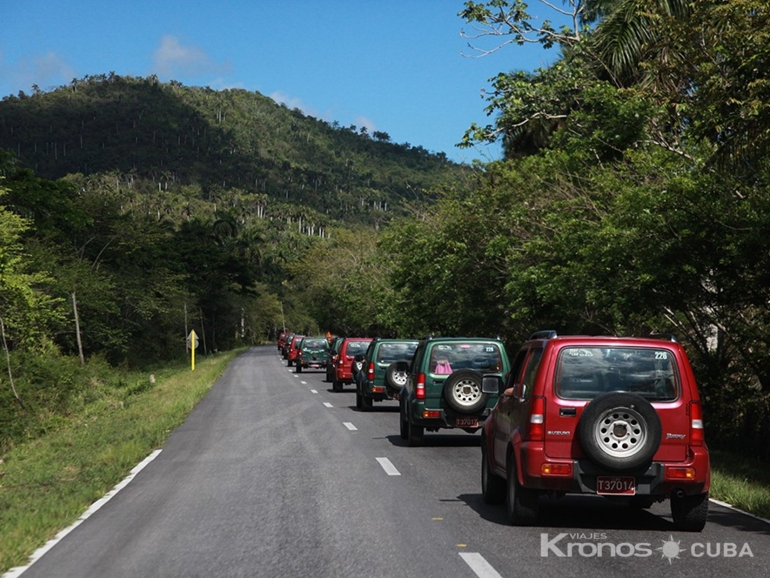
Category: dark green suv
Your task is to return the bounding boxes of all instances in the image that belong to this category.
[296,336,330,373]
[354,338,419,410]
[397,336,511,446]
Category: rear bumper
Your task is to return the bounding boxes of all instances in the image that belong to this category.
[518,443,710,497]
[300,360,327,369]
[362,382,393,401]
[335,369,354,384]
[408,399,490,430]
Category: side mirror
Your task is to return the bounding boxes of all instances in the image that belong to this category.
[482,375,502,395]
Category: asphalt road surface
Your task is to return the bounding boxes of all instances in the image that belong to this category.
[12,346,770,578]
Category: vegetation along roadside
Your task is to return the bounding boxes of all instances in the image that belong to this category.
[0,348,768,575]
[0,350,238,573]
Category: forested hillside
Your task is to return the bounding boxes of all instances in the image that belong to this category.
[3,0,770,462]
[0,74,465,225]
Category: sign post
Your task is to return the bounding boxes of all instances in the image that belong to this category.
[187,329,199,370]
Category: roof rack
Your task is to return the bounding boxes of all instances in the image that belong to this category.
[648,333,678,342]
[529,330,558,340]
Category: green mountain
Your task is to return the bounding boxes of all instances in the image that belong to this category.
[0,74,466,225]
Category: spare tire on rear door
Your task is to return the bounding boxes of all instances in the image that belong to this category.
[442,370,487,414]
[386,362,409,393]
[577,392,662,471]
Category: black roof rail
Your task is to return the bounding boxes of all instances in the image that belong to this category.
[530,330,558,340]
[648,333,678,342]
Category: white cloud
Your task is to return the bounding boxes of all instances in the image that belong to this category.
[151,35,228,80]
[269,91,320,118]
[1,51,76,93]
[354,115,376,134]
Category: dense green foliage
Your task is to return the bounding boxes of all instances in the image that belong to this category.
[3,0,770,462]
[0,75,465,225]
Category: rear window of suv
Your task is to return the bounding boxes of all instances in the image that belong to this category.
[344,341,369,355]
[429,342,503,374]
[302,339,327,351]
[555,346,678,401]
[376,342,417,364]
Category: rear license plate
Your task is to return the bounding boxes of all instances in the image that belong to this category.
[455,417,479,428]
[596,476,636,495]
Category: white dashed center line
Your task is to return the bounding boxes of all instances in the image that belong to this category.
[459,553,503,578]
[376,457,401,476]
[310,389,318,394]
[343,422,357,431]
[323,402,333,408]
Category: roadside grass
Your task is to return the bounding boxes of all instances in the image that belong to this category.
[0,350,240,574]
[710,449,770,521]
[1,358,769,574]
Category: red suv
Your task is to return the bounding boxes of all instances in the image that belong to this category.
[480,331,710,531]
[286,335,305,367]
[332,337,372,392]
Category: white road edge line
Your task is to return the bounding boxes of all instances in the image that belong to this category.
[710,498,770,526]
[376,457,401,476]
[3,449,163,578]
[323,402,333,408]
[343,422,358,431]
[459,552,503,578]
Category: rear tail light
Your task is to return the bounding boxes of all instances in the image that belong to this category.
[666,466,696,480]
[416,373,426,400]
[689,400,704,446]
[541,462,572,476]
[528,396,545,441]
[367,362,375,380]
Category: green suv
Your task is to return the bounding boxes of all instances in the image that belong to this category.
[296,336,330,373]
[354,338,419,410]
[397,336,511,446]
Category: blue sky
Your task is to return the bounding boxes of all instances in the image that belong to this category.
[1,1,560,163]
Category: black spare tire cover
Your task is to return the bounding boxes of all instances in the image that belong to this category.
[442,369,488,414]
[577,392,662,471]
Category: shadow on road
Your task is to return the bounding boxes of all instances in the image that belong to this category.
[384,433,481,448]
[457,493,678,531]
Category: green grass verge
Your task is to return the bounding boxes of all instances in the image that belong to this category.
[1,363,768,574]
[710,449,770,520]
[0,350,240,574]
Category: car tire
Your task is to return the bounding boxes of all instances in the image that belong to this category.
[296,364,302,373]
[386,362,409,393]
[332,378,342,393]
[505,455,539,525]
[577,392,662,471]
[481,441,506,505]
[287,359,293,367]
[671,492,709,532]
[399,399,409,440]
[442,370,487,414]
[355,389,362,409]
[361,393,373,410]
[406,407,424,447]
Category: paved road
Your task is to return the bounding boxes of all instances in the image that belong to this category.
[13,346,770,577]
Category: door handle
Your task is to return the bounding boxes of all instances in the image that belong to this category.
[559,407,577,417]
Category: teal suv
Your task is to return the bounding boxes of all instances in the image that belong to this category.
[397,336,511,446]
[355,338,419,410]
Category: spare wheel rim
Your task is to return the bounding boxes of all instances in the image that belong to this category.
[593,406,648,459]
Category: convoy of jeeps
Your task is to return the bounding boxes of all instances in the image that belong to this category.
[276,330,711,532]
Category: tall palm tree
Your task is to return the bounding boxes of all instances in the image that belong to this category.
[584,0,692,88]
